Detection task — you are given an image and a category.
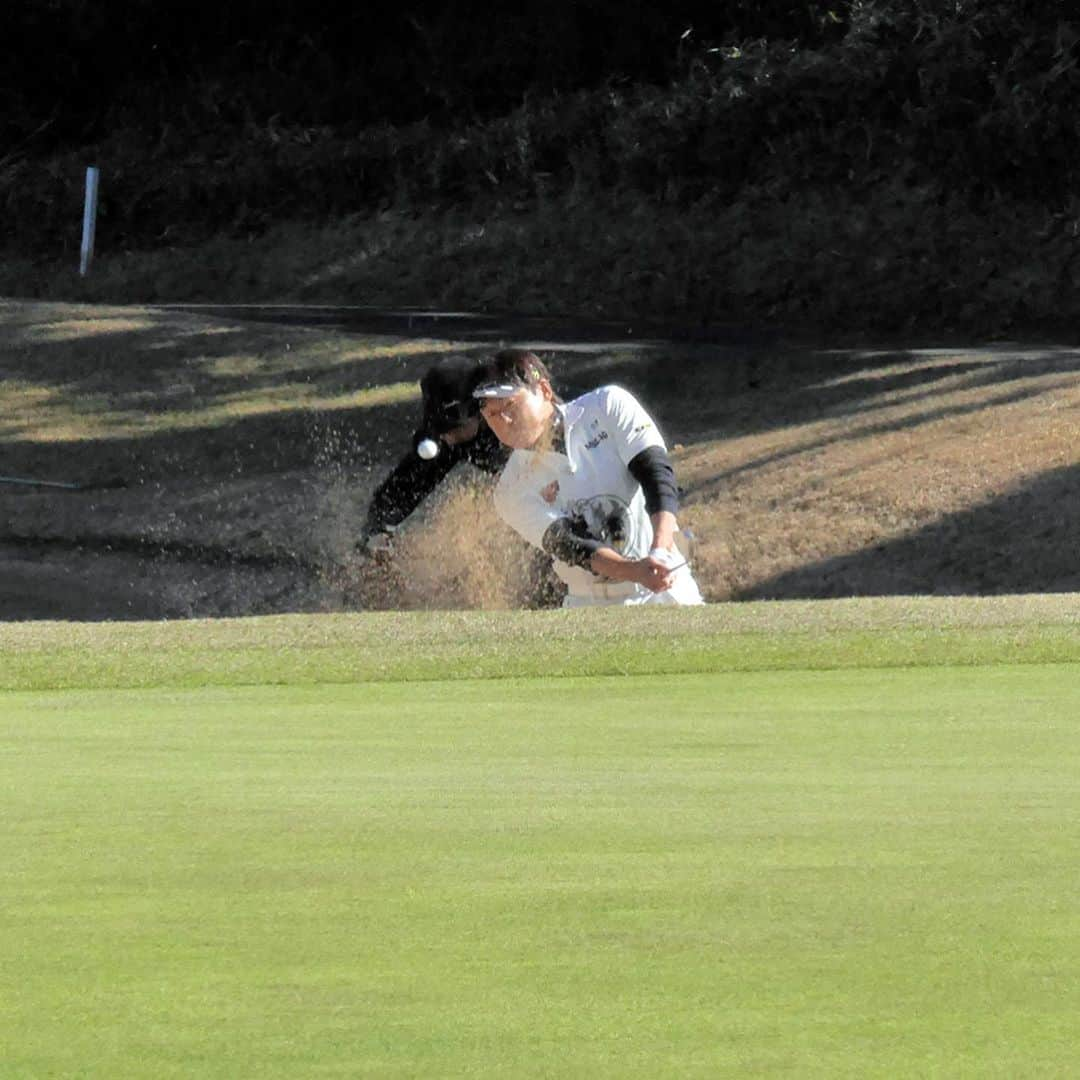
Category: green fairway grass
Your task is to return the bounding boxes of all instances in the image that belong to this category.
[3,598,1079,1077]
[0,595,1077,693]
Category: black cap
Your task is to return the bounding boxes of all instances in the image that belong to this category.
[419,357,484,436]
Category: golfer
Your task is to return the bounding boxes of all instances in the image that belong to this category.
[359,355,508,554]
[474,349,704,606]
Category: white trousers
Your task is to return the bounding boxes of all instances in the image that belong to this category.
[562,568,705,608]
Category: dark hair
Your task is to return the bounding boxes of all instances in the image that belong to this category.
[482,349,562,401]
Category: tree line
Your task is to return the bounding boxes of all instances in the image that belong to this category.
[5,0,842,148]
[5,0,1080,335]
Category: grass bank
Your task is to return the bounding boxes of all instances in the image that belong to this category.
[2,596,1078,692]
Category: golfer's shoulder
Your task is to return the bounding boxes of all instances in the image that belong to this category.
[571,384,642,416]
[493,452,529,503]
[492,458,546,534]
[571,385,650,428]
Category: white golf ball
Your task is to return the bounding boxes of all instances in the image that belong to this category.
[417,438,439,460]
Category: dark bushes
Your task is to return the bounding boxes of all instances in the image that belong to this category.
[4,2,1080,332]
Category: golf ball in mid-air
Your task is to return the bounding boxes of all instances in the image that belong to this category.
[417,438,439,460]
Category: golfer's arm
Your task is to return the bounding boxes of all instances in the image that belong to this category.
[650,510,678,551]
[587,546,642,583]
[628,448,680,551]
[541,519,602,568]
[364,444,458,533]
[541,520,660,585]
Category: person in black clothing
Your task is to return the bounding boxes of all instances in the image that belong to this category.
[358,355,509,555]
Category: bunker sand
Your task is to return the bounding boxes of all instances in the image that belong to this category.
[0,300,1076,619]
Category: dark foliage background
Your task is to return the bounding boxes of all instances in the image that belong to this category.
[4,0,1080,332]
[4,0,841,145]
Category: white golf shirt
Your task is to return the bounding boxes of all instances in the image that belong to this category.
[492,385,703,605]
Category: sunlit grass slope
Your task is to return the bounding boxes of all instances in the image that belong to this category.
[4,661,1080,1077]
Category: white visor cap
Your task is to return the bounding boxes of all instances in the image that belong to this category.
[473,380,530,400]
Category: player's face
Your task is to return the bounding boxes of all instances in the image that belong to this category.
[481,383,555,449]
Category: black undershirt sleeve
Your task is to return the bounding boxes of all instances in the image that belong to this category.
[363,437,460,534]
[364,426,509,536]
[627,446,680,516]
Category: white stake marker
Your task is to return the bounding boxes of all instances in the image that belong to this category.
[80,165,100,276]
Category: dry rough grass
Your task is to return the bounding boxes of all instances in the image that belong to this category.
[666,345,1080,599]
[0,300,1076,619]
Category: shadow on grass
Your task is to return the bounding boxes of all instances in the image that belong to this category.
[3,304,1075,462]
[742,462,1080,599]
[0,307,490,484]
[684,376,1078,498]
[0,397,429,488]
[548,341,1080,454]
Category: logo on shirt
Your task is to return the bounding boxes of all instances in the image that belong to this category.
[564,493,640,556]
[583,430,609,450]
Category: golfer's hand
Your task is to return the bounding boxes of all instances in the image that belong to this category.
[358,528,395,563]
[636,554,675,593]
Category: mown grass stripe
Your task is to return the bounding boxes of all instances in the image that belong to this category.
[4,665,1080,1076]
[1,597,1077,692]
